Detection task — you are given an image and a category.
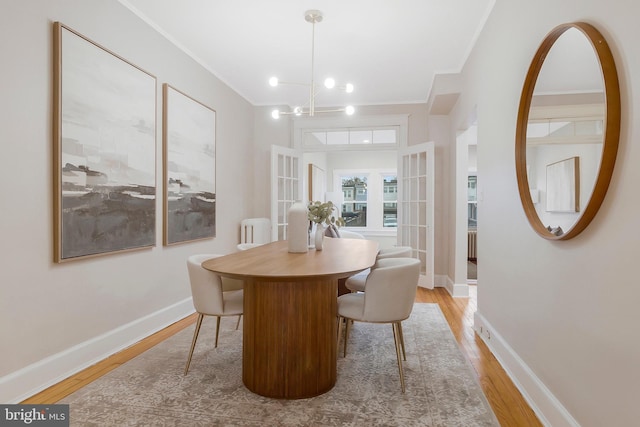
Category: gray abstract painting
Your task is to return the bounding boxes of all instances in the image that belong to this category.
[163,85,216,245]
[54,23,156,261]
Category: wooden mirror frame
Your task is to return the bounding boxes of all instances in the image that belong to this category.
[515,22,621,240]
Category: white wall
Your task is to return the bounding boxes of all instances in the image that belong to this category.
[468,143,478,173]
[0,0,254,402]
[252,106,292,218]
[427,116,453,286]
[453,1,639,425]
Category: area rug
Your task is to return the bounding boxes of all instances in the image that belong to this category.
[61,304,499,426]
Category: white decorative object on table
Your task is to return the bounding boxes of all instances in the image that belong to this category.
[288,202,309,253]
[308,201,345,251]
[314,224,325,250]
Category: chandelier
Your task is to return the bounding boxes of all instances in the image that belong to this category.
[270,10,355,119]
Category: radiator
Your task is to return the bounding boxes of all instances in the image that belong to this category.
[467,230,477,261]
[240,218,271,244]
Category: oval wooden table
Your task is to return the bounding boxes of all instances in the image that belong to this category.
[202,238,379,399]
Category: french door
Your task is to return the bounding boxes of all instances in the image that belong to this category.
[270,145,304,242]
[398,142,435,289]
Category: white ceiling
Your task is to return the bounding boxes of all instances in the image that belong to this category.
[121,0,495,109]
[535,27,604,95]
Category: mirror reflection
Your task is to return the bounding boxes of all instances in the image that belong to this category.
[526,27,604,235]
[514,20,624,239]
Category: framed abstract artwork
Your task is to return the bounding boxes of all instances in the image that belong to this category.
[53,23,157,262]
[163,84,216,245]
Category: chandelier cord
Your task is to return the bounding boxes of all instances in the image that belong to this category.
[309,16,316,116]
[269,10,354,119]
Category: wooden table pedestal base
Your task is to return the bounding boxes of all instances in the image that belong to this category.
[242,277,338,399]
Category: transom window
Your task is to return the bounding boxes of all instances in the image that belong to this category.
[304,126,399,148]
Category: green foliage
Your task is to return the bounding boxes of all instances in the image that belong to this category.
[307,201,346,227]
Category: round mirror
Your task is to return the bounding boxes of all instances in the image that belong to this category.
[515,22,620,240]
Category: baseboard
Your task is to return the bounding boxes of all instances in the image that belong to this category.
[445,275,469,297]
[473,311,580,427]
[0,298,195,404]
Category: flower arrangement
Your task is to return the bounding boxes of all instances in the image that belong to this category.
[307,201,346,227]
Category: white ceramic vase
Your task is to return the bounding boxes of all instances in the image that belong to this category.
[287,202,309,253]
[314,224,325,250]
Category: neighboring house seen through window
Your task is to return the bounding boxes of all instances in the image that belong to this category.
[337,170,397,230]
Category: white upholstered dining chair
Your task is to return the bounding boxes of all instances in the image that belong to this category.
[335,229,365,239]
[337,257,421,392]
[345,246,413,293]
[184,254,244,375]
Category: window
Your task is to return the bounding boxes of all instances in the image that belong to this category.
[295,115,407,235]
[341,176,367,227]
[294,114,408,153]
[382,175,397,228]
[468,175,477,228]
[342,187,354,200]
[303,126,399,148]
[335,169,397,230]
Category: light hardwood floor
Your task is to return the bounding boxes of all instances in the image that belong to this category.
[23,286,542,426]
[415,286,542,426]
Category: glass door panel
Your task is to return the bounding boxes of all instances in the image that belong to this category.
[271,145,303,242]
[398,143,434,288]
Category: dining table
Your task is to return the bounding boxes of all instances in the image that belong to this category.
[202,238,379,399]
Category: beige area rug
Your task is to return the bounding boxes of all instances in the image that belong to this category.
[61,304,499,426]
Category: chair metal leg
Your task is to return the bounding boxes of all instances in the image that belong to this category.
[344,317,351,357]
[235,314,242,330]
[336,316,344,354]
[392,322,406,393]
[398,321,406,361]
[184,313,204,375]
[214,316,221,348]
